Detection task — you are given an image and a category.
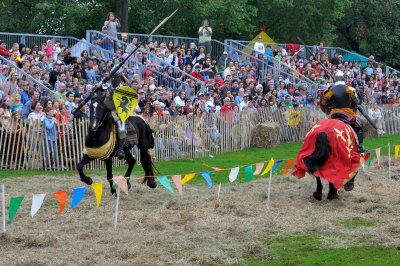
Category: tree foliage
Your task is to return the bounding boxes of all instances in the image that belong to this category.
[0,0,399,67]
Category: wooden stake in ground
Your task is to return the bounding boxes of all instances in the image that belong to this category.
[2,184,5,233]
[268,157,273,202]
[114,189,120,230]
[388,143,391,180]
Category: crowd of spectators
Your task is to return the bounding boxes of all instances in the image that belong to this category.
[0,31,399,134]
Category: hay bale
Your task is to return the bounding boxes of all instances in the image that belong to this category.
[360,118,378,138]
[250,122,281,148]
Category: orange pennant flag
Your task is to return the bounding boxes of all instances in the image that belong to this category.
[54,190,67,216]
[281,159,294,176]
[201,164,224,172]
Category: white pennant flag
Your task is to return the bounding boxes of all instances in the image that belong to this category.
[229,167,240,182]
[31,194,46,217]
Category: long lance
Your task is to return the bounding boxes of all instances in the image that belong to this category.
[296,37,377,130]
[73,9,179,115]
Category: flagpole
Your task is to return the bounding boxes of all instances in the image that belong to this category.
[2,184,5,233]
[217,182,221,201]
[114,188,120,229]
[267,158,273,202]
[388,143,391,180]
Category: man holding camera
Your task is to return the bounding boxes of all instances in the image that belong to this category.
[198,19,212,56]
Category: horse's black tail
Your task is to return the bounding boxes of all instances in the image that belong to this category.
[303,132,330,174]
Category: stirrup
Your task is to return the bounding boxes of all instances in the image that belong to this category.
[117,150,125,160]
[357,145,366,153]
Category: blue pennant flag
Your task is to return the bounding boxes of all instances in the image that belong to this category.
[200,172,212,188]
[70,186,87,209]
[271,160,283,173]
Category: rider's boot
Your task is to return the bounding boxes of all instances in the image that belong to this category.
[115,120,126,160]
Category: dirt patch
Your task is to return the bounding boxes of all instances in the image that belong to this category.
[0,158,399,265]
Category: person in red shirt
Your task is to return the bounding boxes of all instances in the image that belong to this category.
[190,64,204,81]
[0,41,11,57]
[220,97,234,123]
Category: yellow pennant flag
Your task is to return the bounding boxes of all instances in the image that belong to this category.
[91,182,103,207]
[261,159,275,176]
[395,145,400,160]
[181,173,196,186]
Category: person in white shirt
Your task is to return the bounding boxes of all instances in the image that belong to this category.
[27,100,44,124]
[254,36,265,55]
[167,50,179,67]
[368,103,384,135]
[239,94,249,111]
[174,90,186,107]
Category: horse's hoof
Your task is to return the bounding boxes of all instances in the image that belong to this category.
[313,192,322,201]
[327,192,339,200]
[343,179,355,191]
[147,181,157,189]
[80,176,93,185]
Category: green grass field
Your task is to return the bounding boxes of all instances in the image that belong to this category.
[1,133,398,182]
[1,134,399,265]
[243,234,400,266]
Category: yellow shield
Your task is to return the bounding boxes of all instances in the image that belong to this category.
[113,86,138,122]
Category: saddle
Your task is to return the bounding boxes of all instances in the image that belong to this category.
[125,119,138,147]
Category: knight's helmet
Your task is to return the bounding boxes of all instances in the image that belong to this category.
[111,70,122,89]
[334,70,345,82]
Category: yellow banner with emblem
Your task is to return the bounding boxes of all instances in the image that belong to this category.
[113,86,138,122]
[288,109,301,128]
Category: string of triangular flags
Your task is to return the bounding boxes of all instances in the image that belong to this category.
[3,144,399,224]
[4,176,128,224]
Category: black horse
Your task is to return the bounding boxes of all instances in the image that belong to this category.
[77,95,157,194]
[291,119,369,201]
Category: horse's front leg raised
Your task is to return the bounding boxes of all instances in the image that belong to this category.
[124,150,136,190]
[141,149,157,189]
[313,176,323,201]
[105,158,116,195]
[77,154,94,185]
[327,182,339,200]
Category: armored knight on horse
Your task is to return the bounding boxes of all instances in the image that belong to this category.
[320,70,365,153]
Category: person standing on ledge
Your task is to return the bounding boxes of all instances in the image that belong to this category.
[198,19,212,57]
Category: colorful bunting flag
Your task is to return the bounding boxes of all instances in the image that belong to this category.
[171,175,183,195]
[281,159,294,175]
[54,190,66,216]
[31,194,46,217]
[70,186,86,209]
[271,160,283,173]
[368,157,372,167]
[113,176,129,195]
[201,164,224,172]
[261,159,275,176]
[200,172,212,188]
[376,148,381,166]
[253,163,264,175]
[157,176,174,193]
[9,197,24,223]
[91,182,103,207]
[244,165,253,182]
[395,145,400,160]
[229,167,240,182]
[181,173,195,185]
